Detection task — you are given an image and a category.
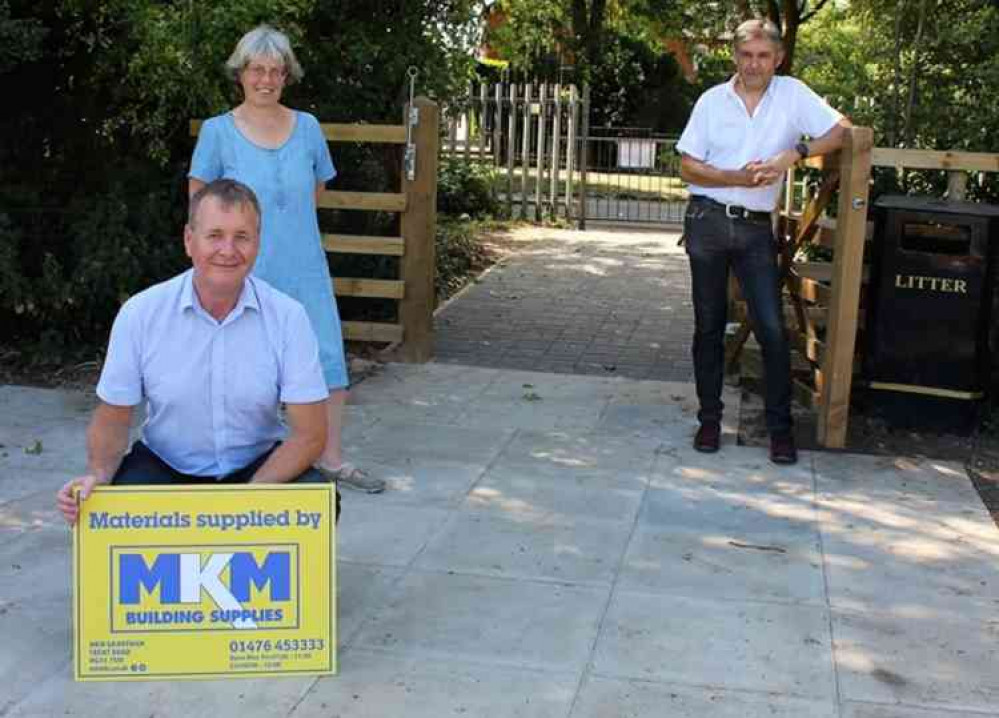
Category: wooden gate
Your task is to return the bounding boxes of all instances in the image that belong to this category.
[192,97,439,362]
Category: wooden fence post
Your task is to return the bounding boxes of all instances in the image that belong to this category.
[398,96,439,362]
[817,127,873,446]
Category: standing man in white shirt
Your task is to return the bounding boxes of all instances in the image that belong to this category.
[56,179,336,525]
[676,18,851,465]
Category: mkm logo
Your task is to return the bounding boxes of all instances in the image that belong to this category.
[111,545,299,632]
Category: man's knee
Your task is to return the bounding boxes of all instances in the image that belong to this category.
[291,468,341,522]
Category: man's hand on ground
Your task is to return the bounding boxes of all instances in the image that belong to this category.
[56,474,105,526]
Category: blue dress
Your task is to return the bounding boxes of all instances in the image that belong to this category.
[189,111,348,388]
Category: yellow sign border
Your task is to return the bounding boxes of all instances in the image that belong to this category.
[73,483,336,681]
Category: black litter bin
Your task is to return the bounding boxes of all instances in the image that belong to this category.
[864,195,999,432]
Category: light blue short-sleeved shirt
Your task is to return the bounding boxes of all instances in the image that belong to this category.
[97,270,329,476]
[677,75,843,211]
[189,111,349,389]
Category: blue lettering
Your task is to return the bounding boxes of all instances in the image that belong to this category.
[119,554,180,604]
[229,552,290,602]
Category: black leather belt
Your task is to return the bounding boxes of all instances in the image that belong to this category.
[691,195,772,222]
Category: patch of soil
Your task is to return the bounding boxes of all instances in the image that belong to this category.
[737,375,999,526]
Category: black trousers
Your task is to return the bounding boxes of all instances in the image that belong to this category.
[112,441,341,522]
[683,197,793,436]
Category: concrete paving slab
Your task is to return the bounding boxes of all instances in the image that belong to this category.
[570,675,838,718]
[638,483,819,538]
[841,702,999,718]
[351,571,609,672]
[593,591,836,701]
[0,465,75,507]
[466,464,645,523]
[7,674,317,718]
[295,650,579,718]
[814,453,984,509]
[341,456,488,508]
[832,607,999,711]
[0,385,96,423]
[0,418,88,474]
[337,562,406,647]
[618,523,826,605]
[415,511,634,584]
[820,520,999,616]
[496,429,661,475]
[3,361,998,717]
[0,488,65,535]
[456,398,608,432]
[343,421,513,465]
[335,500,451,567]
[0,529,75,713]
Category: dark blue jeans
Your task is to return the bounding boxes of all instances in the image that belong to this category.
[683,197,793,437]
[112,441,340,521]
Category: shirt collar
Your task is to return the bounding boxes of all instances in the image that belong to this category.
[179,269,260,321]
[725,74,779,111]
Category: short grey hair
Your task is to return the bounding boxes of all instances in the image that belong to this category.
[189,179,262,231]
[225,25,304,85]
[733,18,783,51]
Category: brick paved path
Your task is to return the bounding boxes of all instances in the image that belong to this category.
[434,225,695,382]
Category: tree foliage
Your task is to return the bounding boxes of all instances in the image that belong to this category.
[0,0,479,356]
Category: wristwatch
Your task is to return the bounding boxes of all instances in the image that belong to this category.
[795,141,810,160]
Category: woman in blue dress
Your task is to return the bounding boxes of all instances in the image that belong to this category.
[189,25,384,493]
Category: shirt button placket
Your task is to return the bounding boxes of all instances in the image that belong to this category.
[211,325,226,475]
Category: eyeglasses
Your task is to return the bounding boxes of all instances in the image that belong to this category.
[244,64,287,81]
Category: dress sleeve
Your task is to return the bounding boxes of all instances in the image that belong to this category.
[189,117,224,182]
[309,114,337,184]
[96,300,144,407]
[279,301,330,403]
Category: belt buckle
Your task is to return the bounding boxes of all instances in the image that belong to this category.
[724,204,745,219]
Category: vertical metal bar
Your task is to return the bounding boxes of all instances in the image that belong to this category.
[478,82,488,163]
[493,82,503,166]
[521,83,531,219]
[578,85,590,230]
[507,82,516,218]
[550,83,562,219]
[565,84,577,221]
[535,83,546,221]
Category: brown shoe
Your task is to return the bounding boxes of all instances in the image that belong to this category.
[769,434,798,465]
[693,422,721,453]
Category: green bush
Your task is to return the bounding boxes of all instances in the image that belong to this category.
[436,158,499,219]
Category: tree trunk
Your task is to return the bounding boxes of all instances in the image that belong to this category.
[902,0,927,148]
[888,0,906,147]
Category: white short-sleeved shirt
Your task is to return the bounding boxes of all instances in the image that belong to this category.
[97,269,329,476]
[676,75,843,211]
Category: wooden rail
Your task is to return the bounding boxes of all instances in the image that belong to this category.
[748,131,999,448]
[191,99,439,361]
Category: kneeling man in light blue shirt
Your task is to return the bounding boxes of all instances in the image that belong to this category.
[57,179,334,525]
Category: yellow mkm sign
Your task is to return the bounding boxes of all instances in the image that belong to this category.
[74,484,336,681]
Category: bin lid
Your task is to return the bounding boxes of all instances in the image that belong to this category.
[875,194,999,217]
